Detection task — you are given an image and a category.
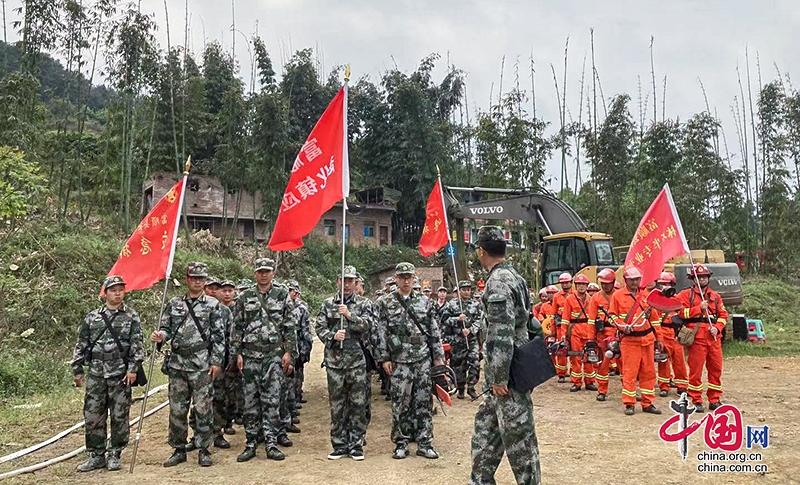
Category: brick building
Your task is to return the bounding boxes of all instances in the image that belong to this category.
[143,172,270,241]
[314,187,399,247]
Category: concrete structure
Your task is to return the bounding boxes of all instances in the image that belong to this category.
[143,172,270,241]
[314,187,398,247]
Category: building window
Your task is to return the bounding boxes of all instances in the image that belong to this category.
[191,218,214,232]
[243,220,254,239]
[345,224,351,244]
[379,225,389,246]
[323,219,336,236]
[364,221,375,238]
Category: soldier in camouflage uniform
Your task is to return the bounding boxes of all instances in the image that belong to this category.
[375,262,446,460]
[231,258,297,462]
[218,280,241,437]
[152,262,226,468]
[315,265,373,460]
[288,281,312,410]
[470,227,541,485]
[442,280,483,400]
[72,276,144,473]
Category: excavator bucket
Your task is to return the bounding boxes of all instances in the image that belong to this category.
[647,288,683,312]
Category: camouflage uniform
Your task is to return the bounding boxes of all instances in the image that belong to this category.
[315,266,373,455]
[375,263,445,455]
[292,296,313,405]
[212,298,234,438]
[72,276,144,467]
[441,283,483,393]
[160,265,226,453]
[231,259,297,451]
[470,227,541,485]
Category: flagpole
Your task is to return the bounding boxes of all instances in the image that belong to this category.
[129,156,191,473]
[436,166,468,346]
[338,67,350,348]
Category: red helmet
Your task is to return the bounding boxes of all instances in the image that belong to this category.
[558,272,573,283]
[573,274,590,284]
[658,271,676,284]
[546,285,559,294]
[688,263,712,277]
[587,282,600,291]
[538,288,548,297]
[623,266,643,280]
[597,268,616,284]
[614,281,622,290]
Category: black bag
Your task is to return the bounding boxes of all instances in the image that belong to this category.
[508,336,557,393]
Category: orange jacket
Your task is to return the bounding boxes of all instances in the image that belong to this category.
[549,289,572,323]
[539,301,555,336]
[533,302,545,321]
[677,286,728,341]
[561,292,595,340]
[587,290,615,335]
[608,287,660,346]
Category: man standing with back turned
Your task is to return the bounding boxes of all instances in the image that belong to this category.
[470,226,540,485]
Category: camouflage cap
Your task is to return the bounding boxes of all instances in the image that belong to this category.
[412,277,422,289]
[342,265,358,279]
[254,258,275,272]
[437,286,448,292]
[103,275,126,291]
[384,276,395,286]
[458,280,473,289]
[355,272,364,282]
[286,279,300,291]
[475,225,506,249]
[187,262,208,277]
[422,286,432,292]
[237,278,253,290]
[204,276,221,287]
[220,279,236,288]
[395,262,415,275]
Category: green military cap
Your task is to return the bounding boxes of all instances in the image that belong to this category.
[412,277,421,289]
[103,275,126,291]
[205,276,221,287]
[423,286,432,291]
[187,262,208,277]
[220,280,235,288]
[254,257,275,271]
[395,262,415,275]
[384,276,395,285]
[437,286,448,292]
[286,279,300,290]
[458,280,473,288]
[342,265,358,279]
[475,225,506,248]
[237,278,253,290]
[356,272,364,282]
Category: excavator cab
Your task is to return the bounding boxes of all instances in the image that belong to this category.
[540,232,617,286]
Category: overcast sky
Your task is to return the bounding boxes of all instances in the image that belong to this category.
[6,0,799,189]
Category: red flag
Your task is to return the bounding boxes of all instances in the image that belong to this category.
[105,177,185,293]
[624,184,690,286]
[268,87,349,251]
[418,179,449,257]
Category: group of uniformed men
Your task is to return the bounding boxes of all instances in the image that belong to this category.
[71,225,541,484]
[533,264,727,416]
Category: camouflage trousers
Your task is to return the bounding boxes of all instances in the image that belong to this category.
[212,373,227,435]
[278,371,296,433]
[390,359,433,447]
[326,365,368,450]
[83,374,132,455]
[242,356,283,446]
[293,363,305,402]
[168,369,213,450]
[225,369,244,423]
[470,390,541,485]
[450,338,480,389]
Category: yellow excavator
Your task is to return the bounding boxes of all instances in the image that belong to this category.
[445,187,743,306]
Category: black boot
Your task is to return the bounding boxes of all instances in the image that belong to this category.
[642,405,663,415]
[77,453,106,472]
[214,435,231,449]
[198,448,212,467]
[569,385,581,392]
[277,434,293,447]
[266,446,285,461]
[287,424,301,433]
[163,449,187,468]
[457,388,465,399]
[584,383,598,392]
[467,388,479,400]
[237,444,257,462]
[185,437,197,452]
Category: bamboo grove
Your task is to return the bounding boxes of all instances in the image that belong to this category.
[1,1,799,277]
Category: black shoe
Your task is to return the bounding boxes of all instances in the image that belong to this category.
[384,394,391,401]
[287,424,301,434]
[327,448,349,460]
[214,435,230,449]
[380,388,389,395]
[659,390,669,397]
[234,417,244,425]
[457,388,465,399]
[709,401,722,411]
[163,449,187,467]
[292,416,300,424]
[296,403,303,410]
[557,377,566,383]
[694,403,705,413]
[416,447,439,459]
[635,395,642,402]
[467,388,479,400]
[266,446,285,461]
[224,426,236,436]
[669,379,676,388]
[77,453,106,472]
[299,397,308,403]
[237,444,257,462]
[642,405,663,415]
[350,448,365,461]
[392,445,409,459]
[198,448,212,467]
[106,452,121,471]
[277,434,293,447]
[676,388,688,395]
[569,385,581,392]
[625,406,635,416]
[585,383,598,392]
[185,437,197,452]
[596,393,606,402]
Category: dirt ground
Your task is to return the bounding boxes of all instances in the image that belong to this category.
[2,348,799,485]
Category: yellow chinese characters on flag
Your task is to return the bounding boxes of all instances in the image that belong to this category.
[104,179,185,293]
[419,179,449,257]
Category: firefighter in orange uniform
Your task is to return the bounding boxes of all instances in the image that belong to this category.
[677,264,728,413]
[587,282,600,298]
[608,267,662,415]
[562,274,597,392]
[656,272,688,397]
[549,273,574,383]
[533,288,548,321]
[587,269,617,401]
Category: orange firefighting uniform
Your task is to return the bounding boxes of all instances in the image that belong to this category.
[549,289,572,377]
[677,285,728,405]
[655,310,688,393]
[562,291,596,386]
[587,289,616,395]
[609,287,661,408]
